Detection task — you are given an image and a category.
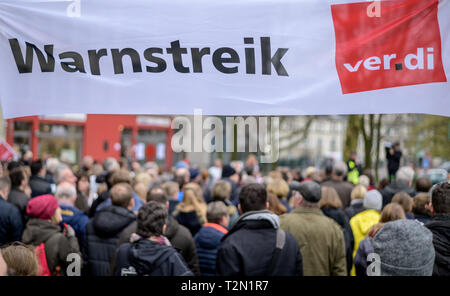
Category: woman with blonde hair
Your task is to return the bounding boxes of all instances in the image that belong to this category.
[320,186,354,275]
[344,185,367,219]
[354,203,405,276]
[267,178,291,212]
[173,183,207,236]
[267,193,287,216]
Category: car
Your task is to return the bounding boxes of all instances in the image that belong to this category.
[418,168,448,185]
[440,161,450,173]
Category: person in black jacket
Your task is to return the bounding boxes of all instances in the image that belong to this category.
[0,176,23,246]
[111,191,201,275]
[114,201,193,276]
[29,160,52,198]
[7,167,30,225]
[426,182,450,276]
[320,186,354,276]
[216,183,302,276]
[84,182,136,276]
[385,142,402,182]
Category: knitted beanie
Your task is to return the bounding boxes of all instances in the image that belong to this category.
[373,219,435,276]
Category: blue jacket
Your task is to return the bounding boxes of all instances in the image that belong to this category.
[194,223,228,276]
[59,202,90,246]
[0,197,24,246]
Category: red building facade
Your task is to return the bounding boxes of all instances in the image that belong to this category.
[6,114,174,168]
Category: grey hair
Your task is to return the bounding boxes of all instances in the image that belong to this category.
[55,183,77,200]
[103,157,119,173]
[333,161,348,177]
[46,158,60,174]
[53,164,69,184]
[396,167,415,184]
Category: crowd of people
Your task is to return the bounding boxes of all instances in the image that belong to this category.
[0,152,449,276]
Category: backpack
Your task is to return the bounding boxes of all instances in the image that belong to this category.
[266,229,286,276]
[35,243,51,276]
[35,237,63,276]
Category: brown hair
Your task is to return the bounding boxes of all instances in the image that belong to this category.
[267,193,287,216]
[380,203,406,223]
[162,181,179,198]
[211,180,232,202]
[392,192,413,213]
[110,183,134,208]
[320,186,343,209]
[413,193,432,216]
[267,179,290,200]
[1,243,39,276]
[207,201,229,224]
[111,169,132,186]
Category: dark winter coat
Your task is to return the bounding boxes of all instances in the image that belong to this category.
[7,188,30,224]
[29,175,52,198]
[414,214,432,225]
[354,237,374,277]
[386,147,402,175]
[59,202,90,247]
[22,218,80,275]
[426,214,450,276]
[322,207,355,276]
[344,200,365,219]
[114,239,193,276]
[380,180,415,207]
[89,190,109,218]
[0,197,23,246]
[112,216,201,275]
[84,205,136,276]
[194,223,228,276]
[217,210,303,276]
[321,179,354,208]
[174,210,203,236]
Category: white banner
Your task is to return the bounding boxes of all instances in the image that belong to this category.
[0,0,449,119]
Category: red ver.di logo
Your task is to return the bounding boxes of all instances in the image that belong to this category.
[331,0,447,94]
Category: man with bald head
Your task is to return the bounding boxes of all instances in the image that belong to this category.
[56,182,89,246]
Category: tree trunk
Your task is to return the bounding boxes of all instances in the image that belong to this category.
[374,114,383,182]
[343,115,361,162]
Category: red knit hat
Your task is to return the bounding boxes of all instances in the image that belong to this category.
[26,194,59,220]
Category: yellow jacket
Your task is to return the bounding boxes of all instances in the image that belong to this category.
[349,209,381,275]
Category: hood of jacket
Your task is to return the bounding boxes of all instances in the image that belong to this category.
[235,210,280,229]
[92,205,136,238]
[128,239,178,274]
[22,218,61,245]
[351,209,381,237]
